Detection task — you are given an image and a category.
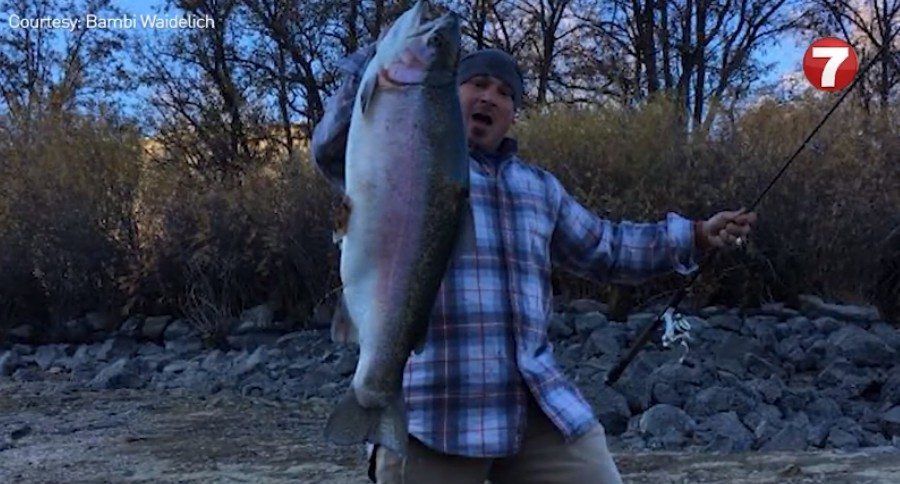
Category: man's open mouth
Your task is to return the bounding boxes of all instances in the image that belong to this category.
[471,113,493,126]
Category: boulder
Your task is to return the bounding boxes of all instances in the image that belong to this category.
[96,336,138,362]
[799,294,880,323]
[573,312,608,338]
[828,325,896,367]
[593,385,631,436]
[0,351,21,376]
[163,319,198,341]
[88,358,145,390]
[696,411,755,452]
[567,299,608,314]
[881,406,900,437]
[760,421,809,451]
[142,316,172,341]
[638,404,695,449]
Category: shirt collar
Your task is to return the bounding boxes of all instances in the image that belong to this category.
[471,137,518,174]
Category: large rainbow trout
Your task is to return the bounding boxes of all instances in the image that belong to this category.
[323,1,469,456]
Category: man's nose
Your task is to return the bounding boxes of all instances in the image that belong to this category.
[477,89,498,106]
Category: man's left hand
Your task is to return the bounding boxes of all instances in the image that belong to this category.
[700,208,758,249]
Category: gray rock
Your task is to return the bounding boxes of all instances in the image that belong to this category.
[743,404,783,432]
[686,385,757,418]
[882,369,900,403]
[0,351,21,376]
[299,365,340,389]
[817,360,877,399]
[227,332,282,351]
[138,353,177,373]
[12,367,43,382]
[162,360,190,375]
[799,294,880,323]
[882,406,900,437]
[812,317,842,335]
[699,306,728,318]
[119,315,144,338]
[744,354,785,379]
[753,303,801,321]
[625,313,656,334]
[568,299,608,314]
[697,411,754,452]
[240,373,280,398]
[871,322,900,352]
[638,404,695,449]
[33,345,64,370]
[713,334,762,376]
[707,313,742,332]
[828,325,896,367]
[761,422,809,451]
[583,328,624,358]
[806,397,842,423]
[573,312,608,338]
[751,376,786,404]
[827,427,860,450]
[200,350,231,373]
[785,316,815,337]
[89,358,145,390]
[593,386,631,436]
[163,319,197,341]
[85,311,118,333]
[137,343,164,357]
[165,336,204,357]
[11,344,32,355]
[141,315,172,341]
[233,347,266,378]
[286,359,315,378]
[96,336,138,362]
[547,313,573,339]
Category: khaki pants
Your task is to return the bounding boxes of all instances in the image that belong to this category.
[369,402,623,484]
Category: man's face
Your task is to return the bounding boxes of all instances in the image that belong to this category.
[458,75,515,153]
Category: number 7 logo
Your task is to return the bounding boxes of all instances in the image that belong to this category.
[803,37,859,92]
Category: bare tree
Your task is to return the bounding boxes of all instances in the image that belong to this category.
[0,0,128,135]
[576,0,804,128]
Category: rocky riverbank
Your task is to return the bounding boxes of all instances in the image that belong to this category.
[1,295,899,458]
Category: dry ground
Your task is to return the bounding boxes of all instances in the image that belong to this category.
[1,379,899,483]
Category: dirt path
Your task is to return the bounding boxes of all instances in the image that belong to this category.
[2,379,899,483]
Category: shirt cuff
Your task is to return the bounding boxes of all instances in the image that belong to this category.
[667,212,700,276]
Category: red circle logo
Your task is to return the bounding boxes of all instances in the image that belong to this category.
[803,37,859,92]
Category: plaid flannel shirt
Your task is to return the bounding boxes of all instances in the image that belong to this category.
[403,139,700,457]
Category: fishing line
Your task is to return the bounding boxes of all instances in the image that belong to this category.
[605,42,894,385]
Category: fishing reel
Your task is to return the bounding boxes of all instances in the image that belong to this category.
[661,307,692,364]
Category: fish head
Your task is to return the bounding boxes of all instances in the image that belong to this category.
[372,1,460,87]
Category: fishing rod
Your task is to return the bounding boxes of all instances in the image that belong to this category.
[604,41,894,386]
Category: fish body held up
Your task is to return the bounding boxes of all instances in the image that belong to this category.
[324,0,469,457]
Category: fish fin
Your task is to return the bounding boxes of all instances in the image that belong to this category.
[330,293,358,345]
[332,195,352,246]
[324,390,409,456]
[359,74,377,116]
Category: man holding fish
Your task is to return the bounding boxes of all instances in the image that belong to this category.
[312,2,757,483]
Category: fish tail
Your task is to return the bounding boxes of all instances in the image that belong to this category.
[324,389,409,456]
